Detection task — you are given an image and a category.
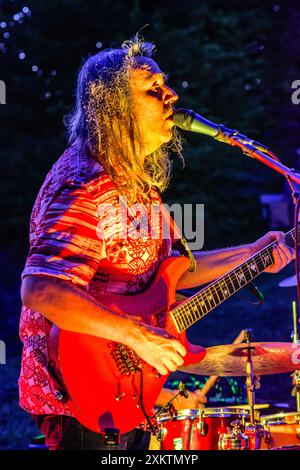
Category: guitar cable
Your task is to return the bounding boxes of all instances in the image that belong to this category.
[138,370,158,435]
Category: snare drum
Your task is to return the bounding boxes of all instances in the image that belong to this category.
[260,412,300,450]
[157,407,249,450]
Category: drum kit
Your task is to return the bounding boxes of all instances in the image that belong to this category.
[153,302,300,450]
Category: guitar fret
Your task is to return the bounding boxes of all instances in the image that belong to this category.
[258,250,273,269]
[197,298,206,318]
[190,298,204,319]
[181,312,189,330]
[242,262,252,281]
[171,224,298,333]
[204,287,217,310]
[218,278,232,298]
[230,272,241,291]
[247,258,259,276]
[186,309,194,324]
[236,267,247,286]
[243,263,253,282]
[174,310,185,332]
[212,282,222,303]
[226,275,236,294]
[199,298,209,314]
[188,301,199,322]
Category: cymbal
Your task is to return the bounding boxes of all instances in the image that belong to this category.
[279,274,297,287]
[179,342,298,376]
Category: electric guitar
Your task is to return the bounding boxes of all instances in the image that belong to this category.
[50,226,297,434]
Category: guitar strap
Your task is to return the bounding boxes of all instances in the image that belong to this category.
[160,202,197,273]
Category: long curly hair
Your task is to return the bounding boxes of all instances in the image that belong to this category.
[66,35,183,204]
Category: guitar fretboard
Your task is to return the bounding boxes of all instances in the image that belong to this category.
[171,227,297,333]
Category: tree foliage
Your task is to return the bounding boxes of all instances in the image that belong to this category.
[0,0,299,252]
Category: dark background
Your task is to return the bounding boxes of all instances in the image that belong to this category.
[0,0,299,449]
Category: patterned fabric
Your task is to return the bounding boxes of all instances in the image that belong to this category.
[19,142,172,415]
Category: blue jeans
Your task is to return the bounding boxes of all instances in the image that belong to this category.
[32,414,151,450]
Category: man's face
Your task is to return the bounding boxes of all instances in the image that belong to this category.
[129,58,179,156]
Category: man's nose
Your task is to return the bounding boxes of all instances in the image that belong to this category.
[164,86,179,105]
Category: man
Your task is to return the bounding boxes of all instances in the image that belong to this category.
[19,36,294,450]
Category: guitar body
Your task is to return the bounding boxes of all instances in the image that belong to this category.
[50,256,206,434]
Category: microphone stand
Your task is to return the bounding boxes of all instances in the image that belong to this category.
[155,382,189,420]
[225,135,300,417]
[227,137,300,188]
[225,134,300,319]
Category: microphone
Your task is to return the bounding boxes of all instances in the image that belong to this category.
[173,108,269,152]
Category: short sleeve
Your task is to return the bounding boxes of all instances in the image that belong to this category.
[22,184,107,287]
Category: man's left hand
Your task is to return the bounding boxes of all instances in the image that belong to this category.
[251,231,295,274]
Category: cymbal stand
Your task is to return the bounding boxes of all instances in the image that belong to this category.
[291,301,300,413]
[242,330,265,450]
[155,382,189,420]
[244,329,256,425]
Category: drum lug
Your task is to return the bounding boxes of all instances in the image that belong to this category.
[157,427,167,442]
[264,429,271,445]
[197,421,208,436]
[196,412,208,436]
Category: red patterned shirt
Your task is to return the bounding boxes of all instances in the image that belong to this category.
[19,142,172,415]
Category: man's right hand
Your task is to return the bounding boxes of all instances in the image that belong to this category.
[21,275,186,376]
[127,322,187,376]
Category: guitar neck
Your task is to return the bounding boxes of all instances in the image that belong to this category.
[171,227,297,333]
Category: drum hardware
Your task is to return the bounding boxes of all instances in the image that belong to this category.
[156,408,251,450]
[243,329,259,425]
[218,419,249,450]
[291,371,300,413]
[291,300,300,414]
[155,318,300,450]
[197,411,208,436]
[157,426,167,443]
[177,332,300,450]
[155,381,188,421]
[260,412,300,449]
[244,423,265,450]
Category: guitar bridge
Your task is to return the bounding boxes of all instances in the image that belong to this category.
[108,342,142,375]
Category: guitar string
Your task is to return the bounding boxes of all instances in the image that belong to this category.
[153,228,296,331]
[172,228,297,330]
[174,230,293,324]
[171,249,272,331]
[153,248,273,330]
